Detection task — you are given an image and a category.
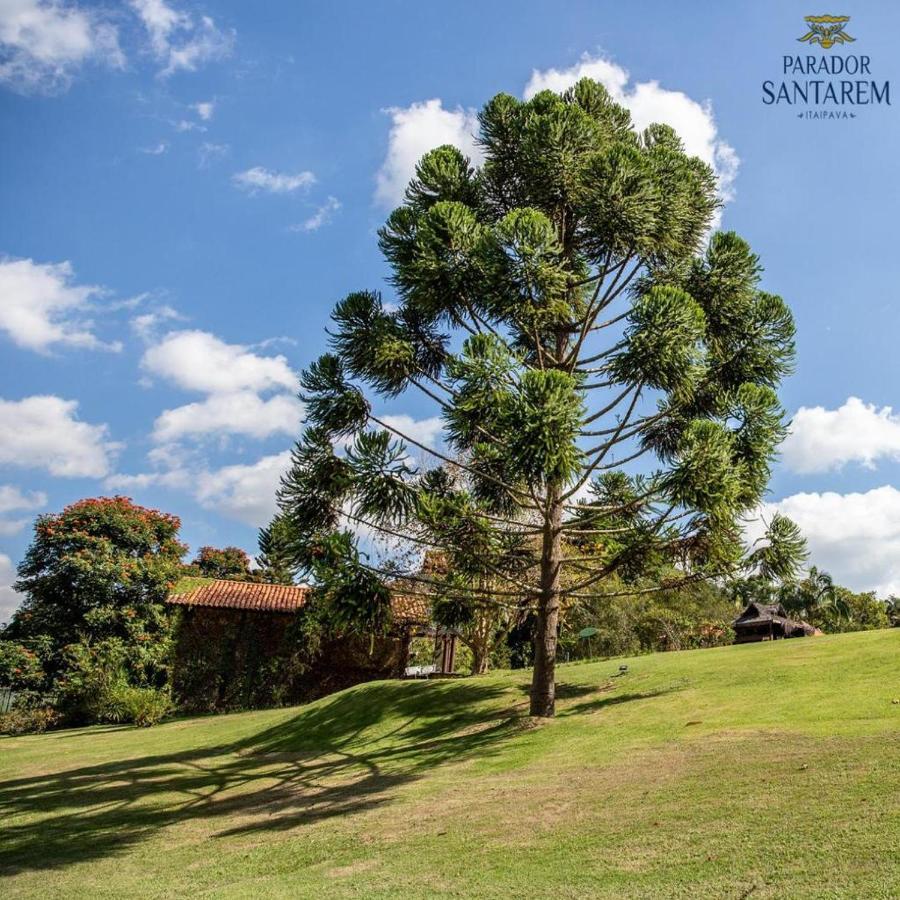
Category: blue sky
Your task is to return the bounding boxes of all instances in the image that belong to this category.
[2,1,900,617]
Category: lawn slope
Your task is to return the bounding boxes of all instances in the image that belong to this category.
[1,630,898,899]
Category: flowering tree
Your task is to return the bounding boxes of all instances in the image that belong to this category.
[279,79,803,717]
[3,496,186,689]
[193,546,252,580]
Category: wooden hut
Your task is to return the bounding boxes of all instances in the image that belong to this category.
[732,601,821,644]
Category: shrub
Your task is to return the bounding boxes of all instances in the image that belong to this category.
[0,705,59,735]
[54,639,172,726]
[104,684,172,727]
[56,638,128,724]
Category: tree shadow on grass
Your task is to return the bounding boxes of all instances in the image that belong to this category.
[558,687,677,717]
[0,677,684,876]
[514,681,598,701]
[0,679,521,876]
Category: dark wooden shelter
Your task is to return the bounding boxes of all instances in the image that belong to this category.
[732,601,820,644]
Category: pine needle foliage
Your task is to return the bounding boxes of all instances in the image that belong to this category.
[278,79,803,716]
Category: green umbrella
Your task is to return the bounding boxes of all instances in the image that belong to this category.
[577,626,599,660]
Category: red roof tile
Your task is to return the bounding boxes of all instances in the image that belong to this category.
[168,580,310,613]
[390,592,431,623]
[167,579,431,624]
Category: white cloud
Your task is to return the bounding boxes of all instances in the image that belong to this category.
[782,397,900,474]
[194,450,290,526]
[139,330,301,444]
[379,414,444,449]
[0,520,26,536]
[0,483,46,534]
[140,141,168,155]
[174,117,205,132]
[375,99,482,207]
[0,484,46,514]
[141,329,298,395]
[130,304,182,342]
[290,196,341,233]
[129,0,233,78]
[192,99,214,120]
[0,0,123,93]
[198,141,228,167]
[0,517,27,536]
[760,486,900,597]
[153,390,302,442]
[104,441,193,492]
[104,467,188,492]
[524,54,739,203]
[0,553,23,624]
[232,166,316,195]
[130,0,182,55]
[0,395,120,478]
[0,257,121,353]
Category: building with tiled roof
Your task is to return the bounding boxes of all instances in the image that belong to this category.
[166,578,455,712]
[169,579,311,613]
[168,579,432,624]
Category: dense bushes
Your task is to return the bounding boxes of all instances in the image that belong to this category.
[103,684,172,727]
[0,705,60,735]
[189,546,252,580]
[55,638,172,726]
[811,588,891,633]
[558,580,736,663]
[0,639,48,691]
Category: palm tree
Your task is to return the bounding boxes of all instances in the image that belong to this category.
[780,567,850,623]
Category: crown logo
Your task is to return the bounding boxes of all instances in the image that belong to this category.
[798,15,856,49]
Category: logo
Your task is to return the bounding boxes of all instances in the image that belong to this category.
[797,15,856,50]
[762,13,890,118]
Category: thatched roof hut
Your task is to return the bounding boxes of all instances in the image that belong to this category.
[732,601,821,643]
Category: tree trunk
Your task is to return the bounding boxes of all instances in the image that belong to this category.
[469,603,491,675]
[530,489,563,717]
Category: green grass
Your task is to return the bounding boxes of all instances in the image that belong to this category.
[1,630,898,898]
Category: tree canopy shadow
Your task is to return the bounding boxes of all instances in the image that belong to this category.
[0,676,684,876]
[0,679,519,876]
[518,681,598,701]
[558,687,677,717]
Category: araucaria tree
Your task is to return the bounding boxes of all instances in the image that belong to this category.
[279,79,801,717]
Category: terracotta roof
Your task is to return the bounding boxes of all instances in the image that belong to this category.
[168,579,431,624]
[169,579,310,612]
[390,592,431,623]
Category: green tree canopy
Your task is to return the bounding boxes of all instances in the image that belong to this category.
[256,514,299,585]
[279,79,803,716]
[3,496,186,688]
[192,546,251,580]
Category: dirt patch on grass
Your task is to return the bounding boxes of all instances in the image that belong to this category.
[327,859,379,878]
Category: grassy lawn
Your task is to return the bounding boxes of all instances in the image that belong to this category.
[1,630,898,898]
